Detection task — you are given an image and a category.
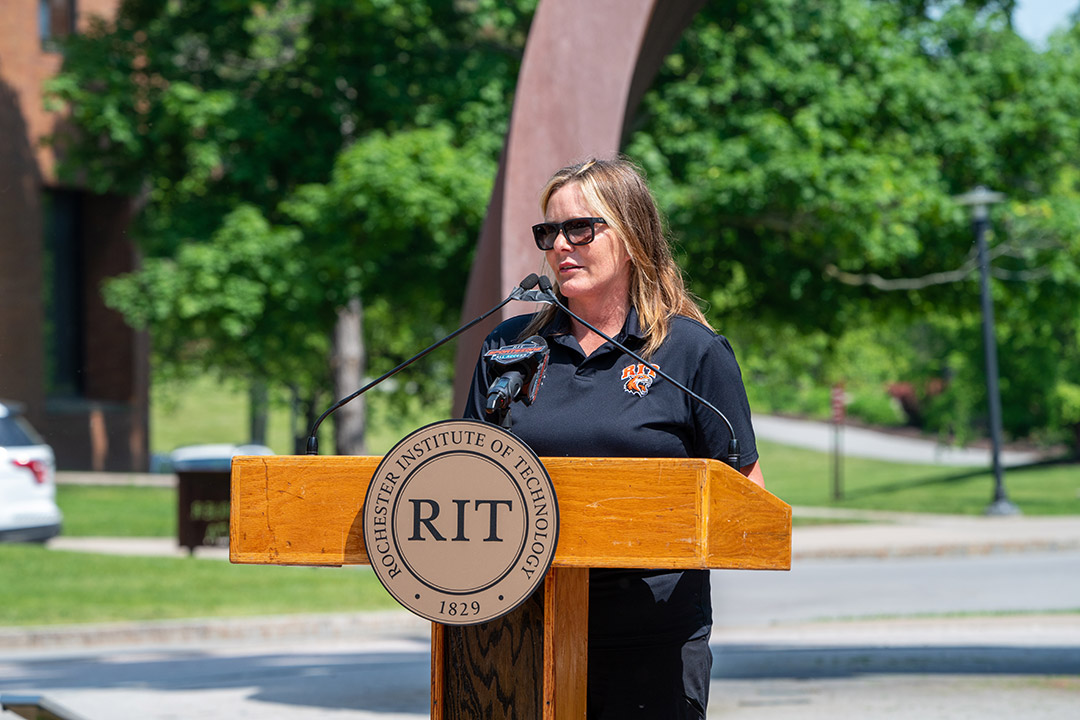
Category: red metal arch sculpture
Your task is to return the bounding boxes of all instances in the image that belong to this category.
[452,0,706,410]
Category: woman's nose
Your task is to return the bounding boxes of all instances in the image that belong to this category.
[551,230,574,251]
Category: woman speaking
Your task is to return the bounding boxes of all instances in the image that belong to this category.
[463,157,763,719]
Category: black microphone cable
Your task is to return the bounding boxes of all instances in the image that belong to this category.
[305,274,541,455]
[535,275,742,469]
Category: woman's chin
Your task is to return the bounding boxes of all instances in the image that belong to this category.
[557,284,588,300]
[555,275,588,297]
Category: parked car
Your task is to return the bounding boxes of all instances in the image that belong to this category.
[0,400,62,542]
[159,443,275,473]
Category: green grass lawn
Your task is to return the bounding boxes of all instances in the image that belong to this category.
[25,442,1080,628]
[25,378,1071,629]
[32,442,1076,628]
[54,441,1079,541]
[151,375,449,456]
[57,485,177,537]
[151,375,300,455]
[0,544,397,626]
[759,440,1080,515]
[149,376,1078,516]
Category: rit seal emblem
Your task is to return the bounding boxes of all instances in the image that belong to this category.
[621,363,657,397]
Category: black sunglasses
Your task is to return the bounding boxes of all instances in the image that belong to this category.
[531,217,607,250]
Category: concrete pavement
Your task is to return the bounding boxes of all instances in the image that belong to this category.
[790,509,1080,559]
[2,612,1078,719]
[50,407,1080,566]
[52,413,1060,494]
[753,414,1050,466]
[43,507,1080,563]
[16,418,1075,718]
[8,525,1080,719]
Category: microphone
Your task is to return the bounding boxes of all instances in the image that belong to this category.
[483,335,550,424]
[534,275,743,469]
[305,274,541,455]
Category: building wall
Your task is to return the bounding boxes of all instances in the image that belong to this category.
[0,2,55,430]
[0,0,148,471]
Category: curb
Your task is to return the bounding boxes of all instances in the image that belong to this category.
[793,537,1080,560]
[55,472,176,487]
[0,610,429,652]
[791,512,1080,560]
[754,415,1050,466]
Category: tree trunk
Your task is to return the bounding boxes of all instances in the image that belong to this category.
[289,386,304,454]
[249,380,268,446]
[332,296,367,455]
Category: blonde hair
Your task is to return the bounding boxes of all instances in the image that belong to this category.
[522,157,710,357]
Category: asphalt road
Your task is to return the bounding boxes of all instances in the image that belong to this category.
[3,550,1079,719]
[712,549,1080,626]
[12,418,1076,718]
[706,550,1080,718]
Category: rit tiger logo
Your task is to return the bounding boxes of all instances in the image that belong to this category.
[621,363,658,397]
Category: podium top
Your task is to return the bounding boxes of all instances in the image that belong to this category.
[230,455,790,571]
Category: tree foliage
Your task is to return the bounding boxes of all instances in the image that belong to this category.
[48,0,1080,453]
[48,0,533,446]
[629,0,1080,449]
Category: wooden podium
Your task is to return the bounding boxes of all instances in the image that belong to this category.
[230,454,791,719]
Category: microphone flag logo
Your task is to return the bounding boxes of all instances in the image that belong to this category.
[484,345,543,362]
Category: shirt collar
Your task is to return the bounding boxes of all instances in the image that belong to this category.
[622,306,645,341]
[541,306,645,345]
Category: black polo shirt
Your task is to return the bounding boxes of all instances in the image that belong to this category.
[462,307,758,647]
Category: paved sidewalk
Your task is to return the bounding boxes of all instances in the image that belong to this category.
[46,536,229,559]
[52,413,1061,489]
[790,508,1080,559]
[2,614,1078,719]
[754,415,1048,466]
[22,422,1075,718]
[16,515,1080,720]
[0,611,429,653]
[45,508,1080,563]
[55,472,175,487]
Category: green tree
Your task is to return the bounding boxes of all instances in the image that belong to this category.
[629,0,1080,451]
[48,0,533,451]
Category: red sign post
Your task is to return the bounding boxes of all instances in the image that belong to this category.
[831,384,846,501]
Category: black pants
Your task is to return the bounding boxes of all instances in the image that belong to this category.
[586,635,712,720]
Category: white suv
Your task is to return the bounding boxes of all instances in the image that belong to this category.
[0,401,62,542]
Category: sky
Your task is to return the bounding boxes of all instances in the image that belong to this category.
[1013,0,1079,45]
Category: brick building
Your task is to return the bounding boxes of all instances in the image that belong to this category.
[0,0,149,470]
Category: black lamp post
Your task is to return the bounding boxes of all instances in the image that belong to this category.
[954,186,1021,516]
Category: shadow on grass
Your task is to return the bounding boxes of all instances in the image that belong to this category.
[841,456,1076,503]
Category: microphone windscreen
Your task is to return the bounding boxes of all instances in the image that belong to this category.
[519,273,539,290]
[538,275,553,292]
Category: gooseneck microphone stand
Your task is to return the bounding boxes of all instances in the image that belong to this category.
[534,276,743,469]
[305,274,541,455]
